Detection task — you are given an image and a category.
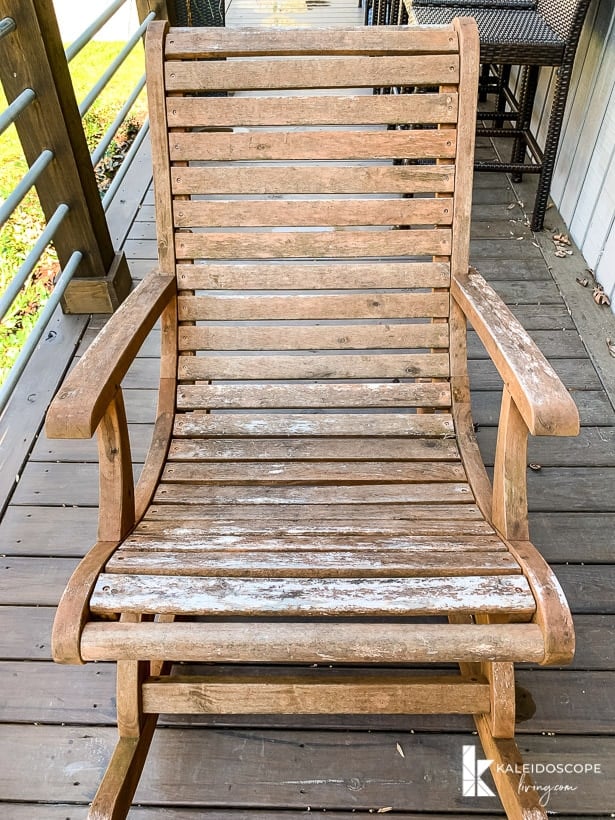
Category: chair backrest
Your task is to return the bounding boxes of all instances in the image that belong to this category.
[538,0,592,41]
[145,22,479,417]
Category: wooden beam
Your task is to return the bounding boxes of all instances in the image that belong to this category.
[0,0,131,312]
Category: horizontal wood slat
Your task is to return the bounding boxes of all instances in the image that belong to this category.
[160,460,466,485]
[171,165,456,195]
[176,262,451,290]
[178,323,449,353]
[177,353,450,380]
[165,55,459,92]
[173,198,454,228]
[164,27,460,59]
[169,130,458,162]
[176,384,452,410]
[89,574,535,617]
[166,93,458,128]
[178,293,450,321]
[81,621,545,663]
[153,483,474,506]
[107,549,517,577]
[174,229,452,260]
[141,674,488,715]
[122,531,502,553]
[172,412,455,438]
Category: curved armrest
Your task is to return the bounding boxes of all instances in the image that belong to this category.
[46,272,176,439]
[452,267,579,437]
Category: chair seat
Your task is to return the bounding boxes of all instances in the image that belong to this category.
[91,427,536,622]
[408,6,565,63]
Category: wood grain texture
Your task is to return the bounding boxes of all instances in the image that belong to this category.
[166,94,458,128]
[171,164,455,195]
[45,272,175,439]
[176,261,450,290]
[165,55,459,91]
[170,129,458,162]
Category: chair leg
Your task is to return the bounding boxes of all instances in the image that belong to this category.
[530,64,574,231]
[89,617,158,819]
[511,65,539,183]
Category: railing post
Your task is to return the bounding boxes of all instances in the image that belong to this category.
[136,0,169,24]
[0,0,131,313]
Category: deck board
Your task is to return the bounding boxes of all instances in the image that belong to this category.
[0,1,615,815]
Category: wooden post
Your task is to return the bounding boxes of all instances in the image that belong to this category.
[0,0,132,313]
[135,0,169,25]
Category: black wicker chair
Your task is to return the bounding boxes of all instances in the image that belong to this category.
[368,0,592,231]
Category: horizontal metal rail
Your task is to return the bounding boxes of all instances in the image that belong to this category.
[91,73,146,166]
[78,11,155,118]
[0,203,70,323]
[65,0,129,63]
[102,116,149,211]
[0,88,36,138]
[0,251,83,416]
[0,149,54,230]
[0,16,16,41]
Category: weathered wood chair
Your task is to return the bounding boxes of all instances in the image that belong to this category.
[46,20,580,820]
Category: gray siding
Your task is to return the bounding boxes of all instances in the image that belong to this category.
[531,0,615,305]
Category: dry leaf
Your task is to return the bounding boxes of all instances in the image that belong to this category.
[507,202,516,210]
[553,233,571,245]
[593,286,611,306]
[529,463,542,472]
[607,338,615,358]
[576,277,589,287]
[377,809,393,814]
[554,250,567,258]
[396,742,405,758]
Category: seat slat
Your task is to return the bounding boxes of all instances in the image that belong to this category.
[153,482,473,506]
[142,504,490,525]
[161,460,466,485]
[174,198,454,229]
[176,262,451,290]
[177,353,450,381]
[171,164,455,195]
[165,55,459,92]
[169,130,458,162]
[172,412,455,438]
[90,574,535,617]
[168,436,458,461]
[174,229,452,261]
[106,549,518,577]
[123,531,502,552]
[178,323,449,353]
[176,383,452,410]
[177,293,450,321]
[166,93,458,128]
[164,27,460,59]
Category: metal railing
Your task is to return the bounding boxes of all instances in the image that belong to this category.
[0,0,167,415]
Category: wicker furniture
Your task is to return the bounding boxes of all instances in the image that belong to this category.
[369,0,592,231]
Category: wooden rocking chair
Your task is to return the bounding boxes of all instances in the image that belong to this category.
[46,20,579,819]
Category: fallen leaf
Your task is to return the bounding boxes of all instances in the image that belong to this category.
[507,202,516,210]
[593,286,611,306]
[396,742,405,758]
[377,810,393,814]
[576,277,589,287]
[607,338,615,358]
[554,250,567,258]
[529,463,542,472]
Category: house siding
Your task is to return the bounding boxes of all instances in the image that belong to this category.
[531,0,615,306]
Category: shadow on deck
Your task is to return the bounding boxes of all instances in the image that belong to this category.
[1,3,615,817]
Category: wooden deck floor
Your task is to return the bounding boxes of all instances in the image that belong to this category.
[2,2,615,817]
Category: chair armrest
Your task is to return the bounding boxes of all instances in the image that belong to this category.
[46,271,176,440]
[452,267,579,437]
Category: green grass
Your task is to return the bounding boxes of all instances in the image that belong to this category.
[0,40,147,386]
